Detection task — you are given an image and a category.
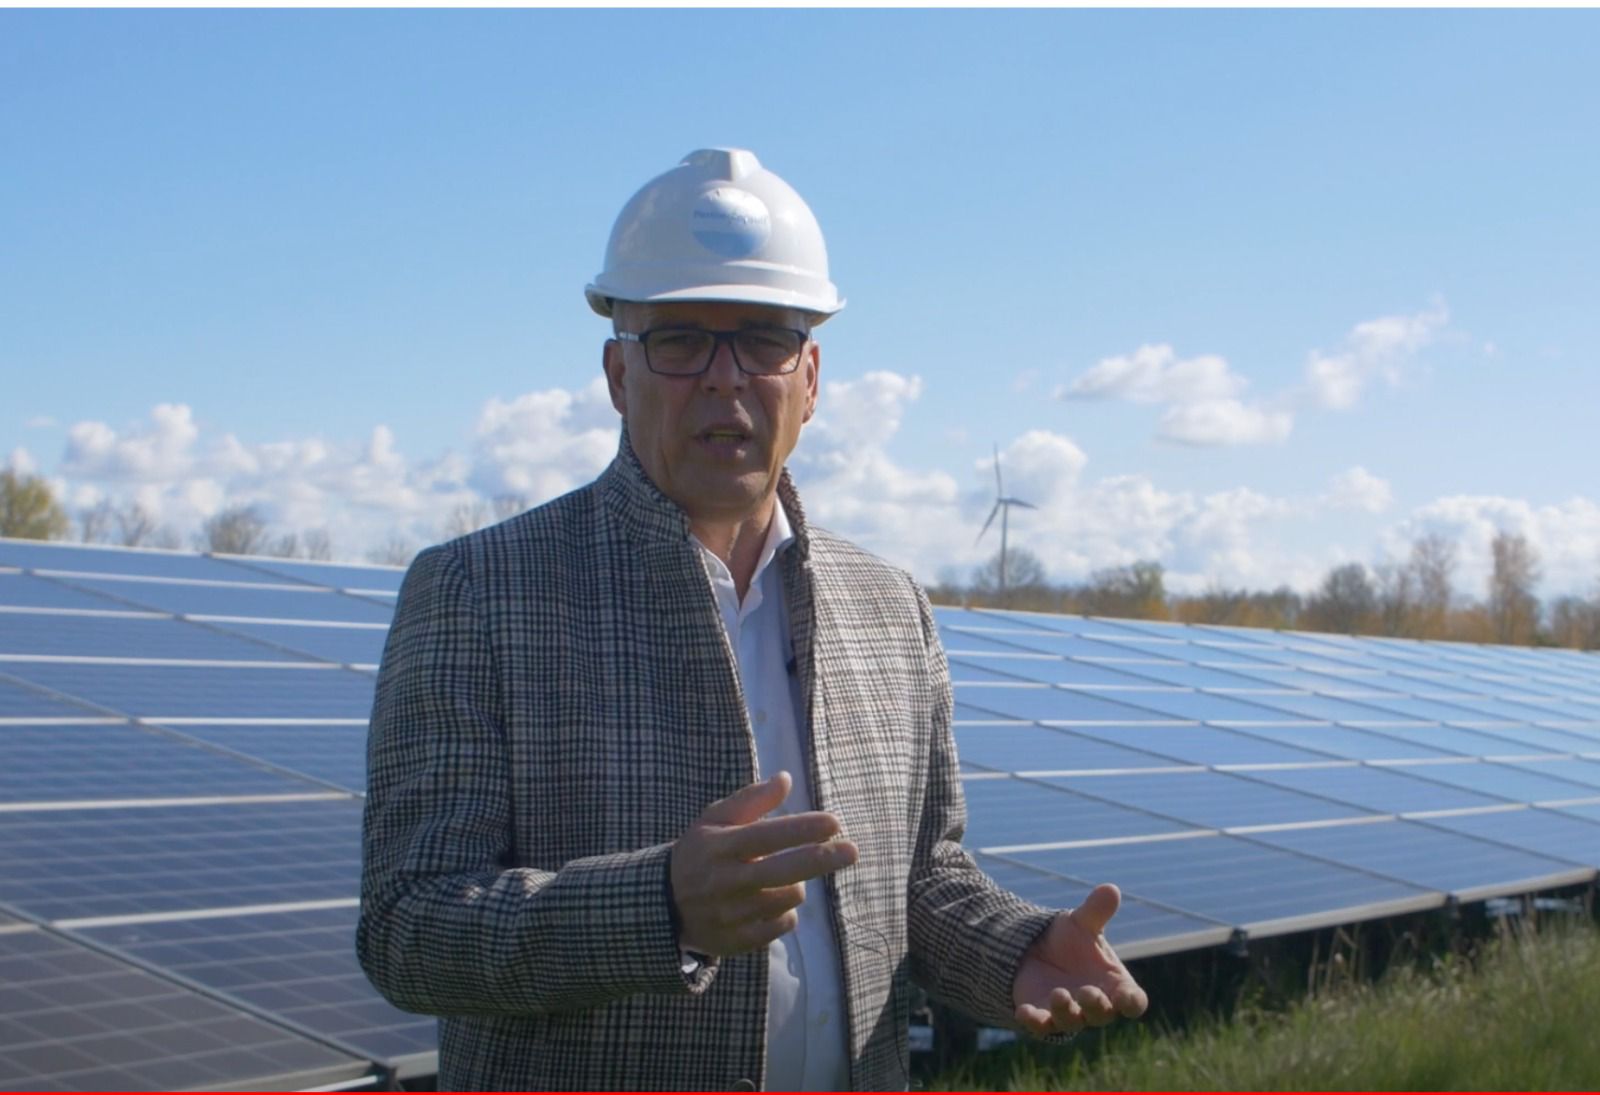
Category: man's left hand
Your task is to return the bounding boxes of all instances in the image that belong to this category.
[1012,882,1149,1037]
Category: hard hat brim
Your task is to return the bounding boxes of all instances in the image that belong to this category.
[586,282,844,323]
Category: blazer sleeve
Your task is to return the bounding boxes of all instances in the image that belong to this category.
[357,544,714,1017]
[903,585,1058,1029]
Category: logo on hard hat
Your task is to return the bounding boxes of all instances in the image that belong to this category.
[690,188,771,259]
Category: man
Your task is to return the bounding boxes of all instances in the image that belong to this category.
[358,148,1147,1091]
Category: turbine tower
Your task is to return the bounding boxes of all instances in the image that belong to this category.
[975,444,1037,601]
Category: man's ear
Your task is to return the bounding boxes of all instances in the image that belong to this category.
[802,340,820,423]
[603,338,627,416]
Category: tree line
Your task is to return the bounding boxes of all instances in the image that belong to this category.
[5,467,1597,649]
[0,468,529,567]
[931,529,1600,651]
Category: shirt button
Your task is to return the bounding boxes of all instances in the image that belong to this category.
[754,709,768,726]
[817,1010,829,1026]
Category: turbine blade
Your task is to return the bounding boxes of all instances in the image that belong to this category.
[993,443,1004,495]
[976,502,1000,545]
[1009,499,1038,510]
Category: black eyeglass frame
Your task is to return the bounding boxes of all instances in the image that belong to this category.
[614,325,811,377]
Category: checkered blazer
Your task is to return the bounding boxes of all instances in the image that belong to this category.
[358,436,1056,1091]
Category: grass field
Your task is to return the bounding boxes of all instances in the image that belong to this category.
[928,915,1600,1091]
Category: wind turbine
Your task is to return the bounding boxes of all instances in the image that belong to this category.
[975,444,1037,601]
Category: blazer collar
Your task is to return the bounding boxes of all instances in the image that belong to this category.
[599,428,813,563]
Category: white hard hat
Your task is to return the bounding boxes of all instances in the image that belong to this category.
[586,148,844,322]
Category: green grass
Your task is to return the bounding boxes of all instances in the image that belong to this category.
[928,917,1600,1091]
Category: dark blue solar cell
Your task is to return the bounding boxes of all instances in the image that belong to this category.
[1444,723,1600,754]
[1062,724,1327,767]
[0,541,273,583]
[1359,724,1528,756]
[1228,724,1458,761]
[1555,803,1600,825]
[1424,808,1600,869]
[1245,819,1583,899]
[1012,835,1437,934]
[974,853,1231,957]
[65,579,396,624]
[77,905,434,1066]
[1222,666,1398,694]
[1092,689,1300,723]
[1040,770,1375,830]
[0,926,369,1091]
[1224,647,1380,674]
[1503,758,1600,790]
[932,607,1055,632]
[216,557,406,593]
[0,799,364,921]
[939,629,1043,655]
[165,724,369,792]
[1383,760,1600,803]
[954,724,1180,774]
[0,613,305,661]
[985,632,1164,660]
[0,663,376,720]
[204,622,389,666]
[0,724,331,801]
[961,685,1177,724]
[0,676,103,718]
[0,573,134,611]
[948,657,1052,684]
[1227,692,1422,723]
[958,776,1195,850]
[974,610,1122,636]
[1244,764,1504,815]
[1107,663,1284,690]
[1004,658,1168,688]
[1327,694,1485,722]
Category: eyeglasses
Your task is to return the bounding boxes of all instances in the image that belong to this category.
[615,326,809,377]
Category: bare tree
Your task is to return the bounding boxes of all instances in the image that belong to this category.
[267,532,301,559]
[368,532,418,568]
[0,469,70,540]
[114,502,160,547]
[444,501,491,540]
[492,494,531,523]
[1306,562,1377,634]
[1373,561,1416,637]
[196,505,271,556]
[1408,532,1456,639]
[1487,530,1541,645]
[971,546,1048,607]
[1547,594,1600,650]
[1081,560,1167,620]
[302,528,333,561]
[78,499,117,544]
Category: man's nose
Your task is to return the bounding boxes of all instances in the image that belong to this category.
[698,336,746,391]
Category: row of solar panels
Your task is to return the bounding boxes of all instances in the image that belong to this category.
[2,536,1600,1090]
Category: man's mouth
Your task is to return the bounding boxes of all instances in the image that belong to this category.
[699,427,752,443]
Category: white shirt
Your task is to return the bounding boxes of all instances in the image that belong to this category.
[694,505,850,1092]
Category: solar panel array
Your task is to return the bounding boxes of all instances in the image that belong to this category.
[4,535,1600,1089]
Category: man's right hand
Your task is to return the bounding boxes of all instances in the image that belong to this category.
[670,771,858,957]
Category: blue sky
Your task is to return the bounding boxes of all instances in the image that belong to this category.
[4,9,1598,596]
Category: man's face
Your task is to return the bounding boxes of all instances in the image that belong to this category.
[604,300,820,528]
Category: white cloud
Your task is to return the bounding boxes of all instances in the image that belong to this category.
[1059,343,1283,448]
[1158,399,1293,446]
[1323,466,1394,514]
[1059,344,1244,405]
[6,447,37,475]
[809,371,924,453]
[1386,494,1600,599]
[1304,301,1449,410]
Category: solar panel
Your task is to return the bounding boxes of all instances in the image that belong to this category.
[0,924,373,1091]
[0,662,378,720]
[1037,770,1377,831]
[4,536,1600,1089]
[0,723,336,802]
[0,612,305,661]
[76,905,435,1076]
[972,853,1233,959]
[1005,835,1439,938]
[60,577,397,624]
[0,800,363,922]
[0,572,133,612]
[1244,819,1590,901]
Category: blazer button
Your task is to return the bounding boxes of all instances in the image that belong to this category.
[731,1080,756,1092]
